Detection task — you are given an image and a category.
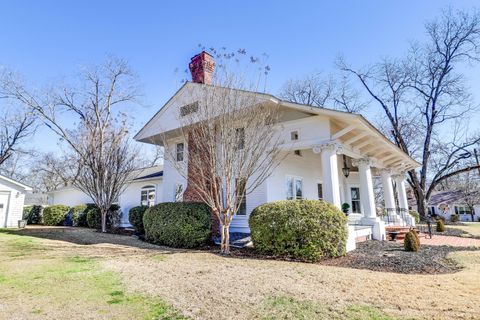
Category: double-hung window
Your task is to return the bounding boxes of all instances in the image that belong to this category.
[317,183,323,200]
[141,185,156,207]
[236,128,245,150]
[351,187,361,213]
[455,206,473,215]
[286,176,303,200]
[235,178,247,215]
[176,143,184,162]
[175,184,184,202]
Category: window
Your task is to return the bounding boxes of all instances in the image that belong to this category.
[291,130,299,141]
[175,184,184,202]
[180,102,199,117]
[236,128,245,150]
[141,185,156,207]
[286,176,303,200]
[455,206,474,215]
[317,183,323,200]
[351,187,361,213]
[176,143,184,162]
[235,178,247,215]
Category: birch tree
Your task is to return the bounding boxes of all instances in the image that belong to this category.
[165,49,283,254]
[1,58,139,232]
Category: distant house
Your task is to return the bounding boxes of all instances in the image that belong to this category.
[0,174,32,227]
[47,166,163,227]
[427,190,479,222]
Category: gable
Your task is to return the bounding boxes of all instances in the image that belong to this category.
[0,175,32,193]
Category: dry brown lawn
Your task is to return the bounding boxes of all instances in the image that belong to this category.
[449,222,480,237]
[1,226,479,320]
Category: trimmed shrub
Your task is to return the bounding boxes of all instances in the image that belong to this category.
[23,205,43,224]
[404,231,420,252]
[249,200,348,262]
[409,210,420,224]
[450,214,459,223]
[436,219,446,232]
[143,202,211,248]
[129,206,149,234]
[43,205,70,226]
[71,204,88,227]
[86,204,121,230]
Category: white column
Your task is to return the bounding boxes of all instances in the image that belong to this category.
[313,142,341,208]
[353,157,386,240]
[353,158,377,219]
[393,173,409,210]
[380,170,396,210]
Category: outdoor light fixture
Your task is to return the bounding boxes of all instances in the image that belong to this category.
[342,155,350,178]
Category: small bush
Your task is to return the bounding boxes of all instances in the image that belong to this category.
[450,214,459,223]
[43,205,70,226]
[71,204,88,227]
[409,210,420,224]
[129,206,149,234]
[143,202,211,248]
[22,205,43,224]
[436,219,446,232]
[86,204,121,230]
[404,231,420,252]
[249,200,348,262]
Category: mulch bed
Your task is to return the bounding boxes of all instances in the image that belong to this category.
[212,241,480,275]
[319,241,479,274]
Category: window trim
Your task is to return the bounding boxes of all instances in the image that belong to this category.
[286,175,303,200]
[350,186,361,214]
[141,185,156,207]
[317,182,323,200]
[235,178,247,216]
[176,142,184,162]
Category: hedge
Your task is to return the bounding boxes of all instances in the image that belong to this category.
[129,206,149,234]
[143,202,211,248]
[71,204,88,227]
[43,205,70,226]
[409,210,420,224]
[404,230,420,252]
[249,200,348,262]
[22,205,43,224]
[86,204,121,230]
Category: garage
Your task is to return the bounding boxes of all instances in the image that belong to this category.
[0,175,32,228]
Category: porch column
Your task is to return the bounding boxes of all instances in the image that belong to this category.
[380,169,396,210]
[353,157,386,240]
[353,158,376,219]
[313,142,341,208]
[393,173,409,210]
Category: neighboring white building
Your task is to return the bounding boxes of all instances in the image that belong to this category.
[134,51,421,248]
[0,174,32,228]
[48,166,163,227]
[426,190,480,222]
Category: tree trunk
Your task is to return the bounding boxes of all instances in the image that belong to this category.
[101,209,107,233]
[220,224,230,254]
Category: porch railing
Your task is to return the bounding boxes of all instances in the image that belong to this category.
[382,208,411,227]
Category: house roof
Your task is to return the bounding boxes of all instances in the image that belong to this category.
[428,190,473,206]
[0,174,32,191]
[133,170,163,181]
[134,82,421,171]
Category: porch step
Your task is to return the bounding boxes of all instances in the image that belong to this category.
[385,226,418,241]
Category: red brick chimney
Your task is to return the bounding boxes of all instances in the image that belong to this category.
[189,51,215,85]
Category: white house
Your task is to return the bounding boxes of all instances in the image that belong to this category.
[0,174,32,228]
[426,190,479,222]
[48,166,163,227]
[134,51,421,247]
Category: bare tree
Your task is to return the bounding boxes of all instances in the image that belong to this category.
[1,58,139,232]
[164,50,283,254]
[279,72,366,113]
[0,105,35,168]
[340,8,480,218]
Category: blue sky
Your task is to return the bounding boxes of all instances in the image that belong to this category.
[1,0,479,154]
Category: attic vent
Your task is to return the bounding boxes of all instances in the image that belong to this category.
[180,102,199,117]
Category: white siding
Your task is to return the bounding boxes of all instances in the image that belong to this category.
[0,178,30,228]
[49,178,163,227]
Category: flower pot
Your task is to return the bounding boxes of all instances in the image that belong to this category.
[18,220,27,229]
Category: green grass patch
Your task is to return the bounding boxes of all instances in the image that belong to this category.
[0,231,185,319]
[150,254,167,261]
[257,295,394,320]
